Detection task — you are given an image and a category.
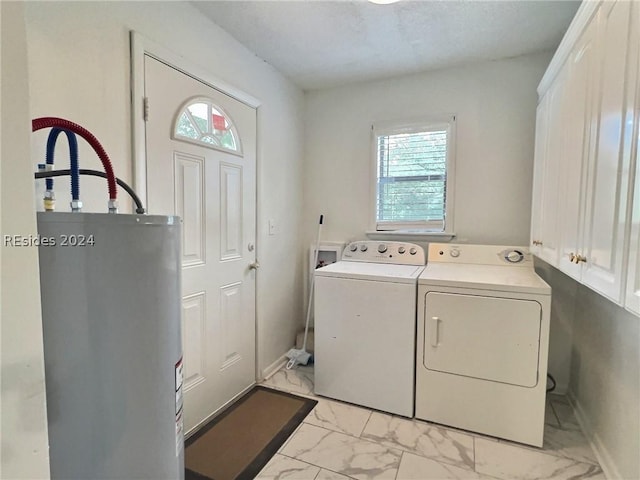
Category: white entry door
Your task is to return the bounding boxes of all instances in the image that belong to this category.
[143,55,257,435]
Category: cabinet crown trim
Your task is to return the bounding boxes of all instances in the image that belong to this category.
[538,0,601,97]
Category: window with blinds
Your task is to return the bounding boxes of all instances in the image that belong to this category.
[373,118,455,232]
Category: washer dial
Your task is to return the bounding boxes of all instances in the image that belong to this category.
[505,250,525,263]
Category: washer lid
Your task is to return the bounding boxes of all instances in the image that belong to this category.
[419,264,551,294]
[315,261,424,284]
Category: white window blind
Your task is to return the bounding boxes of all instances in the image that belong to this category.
[375,121,453,232]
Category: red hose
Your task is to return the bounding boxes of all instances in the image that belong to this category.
[32,117,117,201]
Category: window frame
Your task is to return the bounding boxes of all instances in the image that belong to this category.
[172,96,243,156]
[370,116,456,233]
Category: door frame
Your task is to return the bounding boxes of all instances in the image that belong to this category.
[130,31,261,203]
[129,31,262,382]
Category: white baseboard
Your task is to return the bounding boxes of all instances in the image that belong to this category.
[567,392,622,480]
[259,353,288,382]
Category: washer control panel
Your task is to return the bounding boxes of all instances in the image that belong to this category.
[342,241,426,265]
[428,243,533,266]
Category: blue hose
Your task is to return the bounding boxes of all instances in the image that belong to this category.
[44,131,56,191]
[46,128,80,201]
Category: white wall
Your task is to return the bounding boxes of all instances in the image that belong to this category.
[24,1,305,377]
[569,287,639,480]
[535,258,640,480]
[1,2,51,478]
[302,50,577,400]
[303,51,552,246]
[534,259,576,395]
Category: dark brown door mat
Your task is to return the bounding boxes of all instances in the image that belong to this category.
[184,386,317,480]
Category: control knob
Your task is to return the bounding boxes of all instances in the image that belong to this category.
[360,244,368,252]
[378,244,387,253]
[450,248,460,258]
[398,246,406,254]
[349,244,358,252]
[505,250,525,263]
[409,247,417,255]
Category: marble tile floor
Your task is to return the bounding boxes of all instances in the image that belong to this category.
[257,365,604,480]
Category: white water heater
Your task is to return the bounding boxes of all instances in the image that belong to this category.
[37,212,184,479]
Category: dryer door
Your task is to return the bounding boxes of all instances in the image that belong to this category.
[424,292,541,387]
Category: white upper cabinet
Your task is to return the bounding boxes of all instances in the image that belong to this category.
[624,5,640,315]
[530,92,550,259]
[556,18,597,280]
[531,73,565,265]
[533,0,640,308]
[581,0,636,303]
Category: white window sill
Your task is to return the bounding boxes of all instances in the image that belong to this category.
[366,230,456,242]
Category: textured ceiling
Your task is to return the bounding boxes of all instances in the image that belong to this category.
[193,0,580,90]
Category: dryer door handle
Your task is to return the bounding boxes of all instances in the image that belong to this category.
[429,316,441,347]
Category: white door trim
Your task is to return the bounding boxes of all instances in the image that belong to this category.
[130,31,261,205]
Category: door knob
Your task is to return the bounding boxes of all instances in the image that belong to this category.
[249,261,260,270]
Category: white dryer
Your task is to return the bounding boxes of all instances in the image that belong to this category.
[416,243,551,447]
[314,241,426,417]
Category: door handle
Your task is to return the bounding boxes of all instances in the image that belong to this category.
[249,261,260,270]
[429,316,441,347]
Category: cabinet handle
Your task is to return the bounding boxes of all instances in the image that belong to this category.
[429,316,441,347]
[533,240,543,246]
[577,254,587,263]
[569,252,576,263]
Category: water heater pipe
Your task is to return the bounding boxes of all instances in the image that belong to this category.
[46,128,81,209]
[33,117,118,212]
[35,169,146,214]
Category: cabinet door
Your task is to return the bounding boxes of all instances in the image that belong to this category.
[530,93,550,257]
[537,67,567,266]
[625,3,640,315]
[557,19,598,279]
[582,0,635,302]
[627,146,640,314]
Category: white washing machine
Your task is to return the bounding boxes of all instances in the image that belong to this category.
[416,243,551,447]
[314,241,426,417]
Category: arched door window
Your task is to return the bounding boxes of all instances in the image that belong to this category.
[174,98,242,155]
